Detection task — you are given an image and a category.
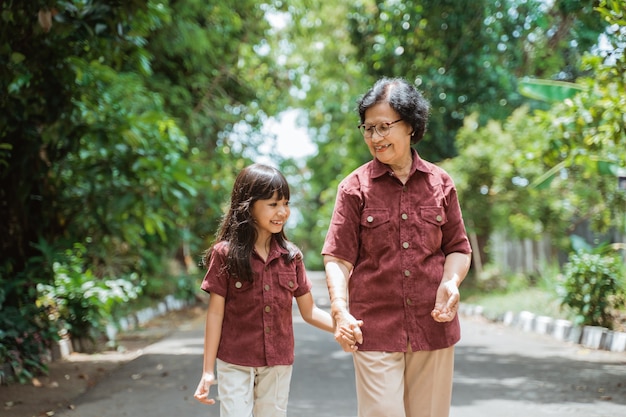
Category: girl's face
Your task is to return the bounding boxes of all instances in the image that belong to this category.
[250,191,290,240]
[362,102,413,169]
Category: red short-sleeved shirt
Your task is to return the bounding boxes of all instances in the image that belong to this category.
[200,238,312,367]
[322,150,471,352]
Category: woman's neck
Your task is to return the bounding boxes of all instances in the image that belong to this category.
[390,154,413,184]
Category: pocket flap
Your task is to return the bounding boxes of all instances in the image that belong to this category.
[420,206,446,226]
[360,209,390,229]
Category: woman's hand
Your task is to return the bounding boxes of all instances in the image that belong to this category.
[193,372,217,405]
[431,279,460,322]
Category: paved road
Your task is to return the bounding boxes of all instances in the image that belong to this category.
[54,273,626,417]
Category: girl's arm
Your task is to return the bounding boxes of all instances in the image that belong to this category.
[295,292,334,333]
[193,293,225,405]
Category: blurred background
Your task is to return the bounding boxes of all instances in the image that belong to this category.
[1,0,625,383]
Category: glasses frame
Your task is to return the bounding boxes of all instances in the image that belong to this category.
[358,119,403,138]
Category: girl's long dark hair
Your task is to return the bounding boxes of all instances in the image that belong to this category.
[202,163,300,282]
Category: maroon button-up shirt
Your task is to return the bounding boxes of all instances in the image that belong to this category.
[322,150,471,352]
[201,238,312,367]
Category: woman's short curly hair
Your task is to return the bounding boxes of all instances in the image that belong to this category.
[357,77,431,144]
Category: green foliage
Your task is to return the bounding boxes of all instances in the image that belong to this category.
[0,249,56,383]
[36,243,143,342]
[443,0,626,264]
[345,0,606,161]
[0,303,56,384]
[470,263,530,294]
[559,250,625,328]
[1,0,291,379]
[51,56,199,276]
[285,0,607,267]
[518,78,584,102]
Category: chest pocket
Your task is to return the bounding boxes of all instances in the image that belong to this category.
[360,208,392,253]
[419,206,447,251]
[276,272,298,309]
[226,278,254,315]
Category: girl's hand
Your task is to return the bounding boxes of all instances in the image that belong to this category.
[337,320,363,351]
[334,312,363,352]
[193,372,217,405]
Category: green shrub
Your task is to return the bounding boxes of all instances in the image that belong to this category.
[36,243,143,345]
[559,251,624,329]
[0,304,56,384]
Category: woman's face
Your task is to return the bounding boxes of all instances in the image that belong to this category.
[362,102,413,169]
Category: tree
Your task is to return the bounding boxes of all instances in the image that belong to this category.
[283,0,607,267]
[1,0,294,380]
[442,0,626,272]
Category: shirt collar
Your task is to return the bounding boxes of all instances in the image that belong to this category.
[255,236,289,263]
[370,148,432,179]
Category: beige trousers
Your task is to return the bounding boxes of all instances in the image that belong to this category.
[352,345,455,417]
[216,359,293,417]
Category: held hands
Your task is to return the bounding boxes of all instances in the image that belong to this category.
[431,279,460,322]
[334,311,363,352]
[193,372,217,405]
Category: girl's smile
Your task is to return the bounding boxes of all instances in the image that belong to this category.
[251,191,290,239]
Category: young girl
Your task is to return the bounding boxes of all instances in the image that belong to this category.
[193,163,350,417]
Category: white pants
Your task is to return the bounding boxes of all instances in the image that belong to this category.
[352,345,455,417]
[216,359,293,417]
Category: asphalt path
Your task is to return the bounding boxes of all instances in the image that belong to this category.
[53,273,626,417]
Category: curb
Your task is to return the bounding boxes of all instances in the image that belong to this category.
[460,303,626,353]
[50,295,192,361]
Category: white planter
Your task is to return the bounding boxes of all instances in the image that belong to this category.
[552,319,572,341]
[609,331,626,352]
[581,326,607,349]
[534,316,554,335]
[518,311,535,332]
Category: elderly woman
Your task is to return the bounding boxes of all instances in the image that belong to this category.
[322,77,472,417]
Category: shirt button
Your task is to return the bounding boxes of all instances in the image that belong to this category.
[366,215,374,223]
[265,305,271,313]
[288,281,294,288]
[264,266,269,271]
[404,270,411,277]
[265,326,271,333]
[402,242,409,249]
[235,281,242,288]
[407,298,413,305]
[264,284,270,291]
[436,215,443,222]
[402,186,407,192]
[401,213,408,220]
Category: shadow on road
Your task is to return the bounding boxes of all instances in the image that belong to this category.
[453,344,625,406]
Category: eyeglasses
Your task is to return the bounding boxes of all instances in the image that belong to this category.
[357,119,403,138]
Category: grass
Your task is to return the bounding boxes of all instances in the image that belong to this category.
[461,265,626,332]
[463,287,575,322]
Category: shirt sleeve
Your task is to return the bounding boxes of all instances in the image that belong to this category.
[441,178,472,255]
[200,243,230,297]
[321,180,362,265]
[293,256,312,298]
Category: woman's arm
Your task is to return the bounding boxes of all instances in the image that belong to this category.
[324,255,363,351]
[193,293,225,405]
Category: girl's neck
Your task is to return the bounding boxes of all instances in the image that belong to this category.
[255,234,272,261]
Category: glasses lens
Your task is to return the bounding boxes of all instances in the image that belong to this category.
[358,125,367,136]
[376,123,391,136]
